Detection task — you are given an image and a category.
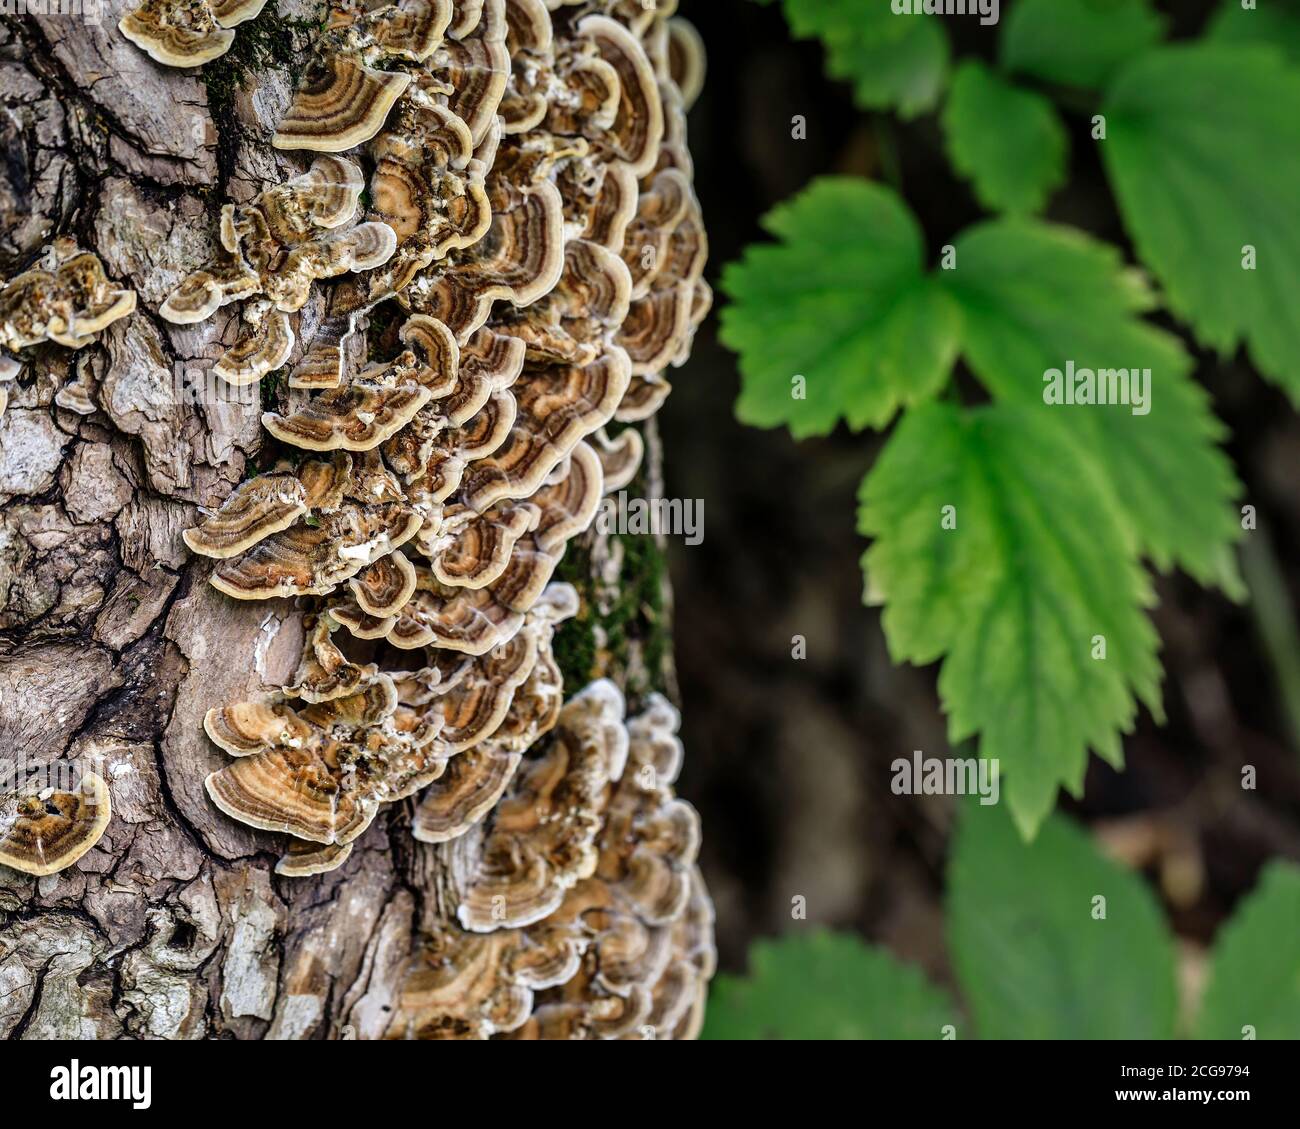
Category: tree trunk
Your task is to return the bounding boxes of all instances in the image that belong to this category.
[0,1,701,1040]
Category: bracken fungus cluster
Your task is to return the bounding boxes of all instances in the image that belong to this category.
[114,0,714,1038]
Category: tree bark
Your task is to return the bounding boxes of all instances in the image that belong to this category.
[0,1,675,1039]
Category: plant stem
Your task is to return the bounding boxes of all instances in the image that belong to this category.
[1240,526,1300,755]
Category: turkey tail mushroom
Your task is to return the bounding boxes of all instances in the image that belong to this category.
[177,0,714,1040]
[0,772,112,878]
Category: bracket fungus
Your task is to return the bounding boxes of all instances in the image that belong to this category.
[203,580,578,854]
[390,683,714,1039]
[0,772,112,878]
[120,0,272,67]
[0,241,137,413]
[177,0,713,1039]
[160,156,395,388]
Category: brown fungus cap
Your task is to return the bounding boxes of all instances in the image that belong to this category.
[204,699,314,757]
[404,179,567,344]
[160,254,259,325]
[118,0,239,68]
[451,678,629,931]
[264,381,434,452]
[412,744,522,845]
[275,55,413,153]
[275,837,355,877]
[184,471,310,559]
[390,441,600,654]
[459,349,628,510]
[289,612,380,702]
[1,242,136,354]
[214,305,295,388]
[350,548,419,616]
[260,156,368,241]
[0,772,112,878]
[211,502,423,600]
[591,425,643,491]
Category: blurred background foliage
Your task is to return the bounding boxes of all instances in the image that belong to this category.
[669,0,1300,1037]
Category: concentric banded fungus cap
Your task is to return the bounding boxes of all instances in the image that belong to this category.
[452,678,629,931]
[214,307,295,387]
[211,502,423,600]
[204,675,402,842]
[274,53,414,152]
[370,0,455,60]
[206,738,383,845]
[288,612,379,702]
[119,0,238,68]
[665,16,705,110]
[159,256,259,325]
[0,772,112,877]
[260,156,368,241]
[388,924,582,1040]
[576,15,664,177]
[211,0,270,27]
[412,745,521,844]
[263,380,434,451]
[1,243,137,352]
[350,548,419,616]
[392,443,601,655]
[275,837,354,877]
[183,460,330,561]
[204,700,313,756]
[592,426,643,491]
[460,350,629,511]
[404,180,566,344]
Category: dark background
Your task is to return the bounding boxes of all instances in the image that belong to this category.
[666,0,1300,987]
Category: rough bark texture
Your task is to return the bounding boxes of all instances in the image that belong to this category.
[0,2,673,1039]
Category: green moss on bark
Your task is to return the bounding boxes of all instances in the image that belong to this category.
[552,525,673,699]
[202,2,325,177]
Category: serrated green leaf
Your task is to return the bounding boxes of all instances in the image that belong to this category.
[948,803,1178,1038]
[858,402,1162,835]
[721,178,960,437]
[942,61,1068,214]
[942,220,1243,590]
[1206,0,1300,62]
[1102,45,1300,402]
[1196,862,1300,1039]
[779,0,950,117]
[1000,0,1167,88]
[701,929,958,1040]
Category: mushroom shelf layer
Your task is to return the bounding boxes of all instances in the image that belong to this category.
[162,0,713,1041]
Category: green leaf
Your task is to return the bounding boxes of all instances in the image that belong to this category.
[779,0,950,117]
[1206,0,1300,63]
[943,220,1243,590]
[1000,0,1167,88]
[1102,45,1300,402]
[721,178,959,437]
[701,930,957,1040]
[1196,862,1300,1039]
[858,402,1162,835]
[948,803,1178,1038]
[942,61,1069,214]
